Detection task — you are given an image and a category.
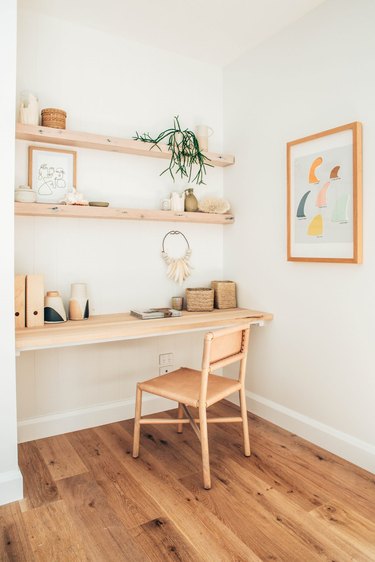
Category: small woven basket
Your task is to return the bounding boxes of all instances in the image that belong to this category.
[211,281,237,309]
[41,108,67,129]
[185,288,214,312]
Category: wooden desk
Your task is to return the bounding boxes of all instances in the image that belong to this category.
[16,308,272,354]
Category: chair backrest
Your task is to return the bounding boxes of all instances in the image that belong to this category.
[199,323,250,404]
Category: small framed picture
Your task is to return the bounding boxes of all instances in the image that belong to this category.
[28,146,77,203]
[287,122,362,263]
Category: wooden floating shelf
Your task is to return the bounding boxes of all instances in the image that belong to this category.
[14,202,235,225]
[16,123,235,168]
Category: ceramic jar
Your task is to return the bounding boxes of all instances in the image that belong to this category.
[15,186,37,203]
[184,188,198,212]
[69,283,89,321]
[44,291,67,323]
[195,125,213,152]
[170,192,185,212]
[19,91,40,125]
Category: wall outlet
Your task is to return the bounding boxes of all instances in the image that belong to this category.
[159,366,173,375]
[159,353,173,366]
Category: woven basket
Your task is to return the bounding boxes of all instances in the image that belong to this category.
[211,281,237,309]
[41,108,67,129]
[185,288,214,312]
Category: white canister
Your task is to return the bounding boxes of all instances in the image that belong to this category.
[19,91,40,126]
[170,191,185,212]
[195,125,214,152]
[69,283,89,321]
[44,291,67,323]
[15,186,37,203]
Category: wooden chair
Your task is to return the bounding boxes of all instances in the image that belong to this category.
[132,323,251,489]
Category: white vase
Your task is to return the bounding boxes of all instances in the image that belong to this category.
[69,283,89,321]
[170,191,185,212]
[44,291,67,323]
[19,91,40,125]
[195,125,213,152]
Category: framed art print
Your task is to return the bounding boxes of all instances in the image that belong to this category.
[287,122,362,263]
[28,146,77,203]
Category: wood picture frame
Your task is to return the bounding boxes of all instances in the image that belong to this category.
[287,122,362,263]
[28,146,77,204]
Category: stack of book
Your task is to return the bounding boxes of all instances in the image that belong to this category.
[130,308,182,320]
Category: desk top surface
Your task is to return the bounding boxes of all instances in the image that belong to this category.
[16,308,273,352]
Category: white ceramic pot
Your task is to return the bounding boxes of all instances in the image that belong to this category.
[195,125,213,152]
[15,186,37,203]
[69,283,89,321]
[19,91,40,126]
[44,291,67,323]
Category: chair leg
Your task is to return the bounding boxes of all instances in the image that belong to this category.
[199,404,211,489]
[239,388,251,457]
[177,402,183,434]
[133,385,142,458]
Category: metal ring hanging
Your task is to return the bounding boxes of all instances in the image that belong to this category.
[162,230,190,252]
[161,231,192,285]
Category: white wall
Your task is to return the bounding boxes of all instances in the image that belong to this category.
[0,0,23,506]
[224,0,375,471]
[15,9,225,440]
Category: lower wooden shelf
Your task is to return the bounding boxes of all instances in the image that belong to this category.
[15,308,273,353]
[15,202,234,225]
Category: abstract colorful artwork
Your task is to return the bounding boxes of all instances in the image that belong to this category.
[287,122,362,263]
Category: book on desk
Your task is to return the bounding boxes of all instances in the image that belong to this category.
[130,308,182,320]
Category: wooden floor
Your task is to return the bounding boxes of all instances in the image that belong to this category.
[1,401,375,561]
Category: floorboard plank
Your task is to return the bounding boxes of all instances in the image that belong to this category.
[311,500,375,559]
[67,427,164,529]
[0,502,35,562]
[18,441,60,511]
[129,517,200,561]
[22,500,89,562]
[56,473,149,562]
[35,434,88,481]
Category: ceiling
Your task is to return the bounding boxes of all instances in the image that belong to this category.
[19,0,326,66]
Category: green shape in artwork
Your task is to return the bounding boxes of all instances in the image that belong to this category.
[332,194,349,223]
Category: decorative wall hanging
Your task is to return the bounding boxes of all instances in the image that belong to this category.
[28,146,77,204]
[161,230,192,285]
[287,122,362,263]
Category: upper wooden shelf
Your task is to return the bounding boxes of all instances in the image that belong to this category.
[15,202,234,225]
[16,124,235,168]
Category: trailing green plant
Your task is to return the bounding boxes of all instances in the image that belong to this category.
[133,116,212,185]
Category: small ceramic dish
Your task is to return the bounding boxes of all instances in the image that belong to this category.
[15,186,37,203]
[89,201,109,207]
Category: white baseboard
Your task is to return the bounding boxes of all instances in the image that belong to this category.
[0,469,23,506]
[229,391,375,474]
[17,395,174,443]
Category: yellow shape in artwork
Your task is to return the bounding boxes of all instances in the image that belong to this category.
[307,214,323,236]
[309,156,323,184]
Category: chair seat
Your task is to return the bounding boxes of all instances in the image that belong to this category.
[139,367,241,407]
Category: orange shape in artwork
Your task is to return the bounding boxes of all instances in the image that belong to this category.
[309,156,323,184]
